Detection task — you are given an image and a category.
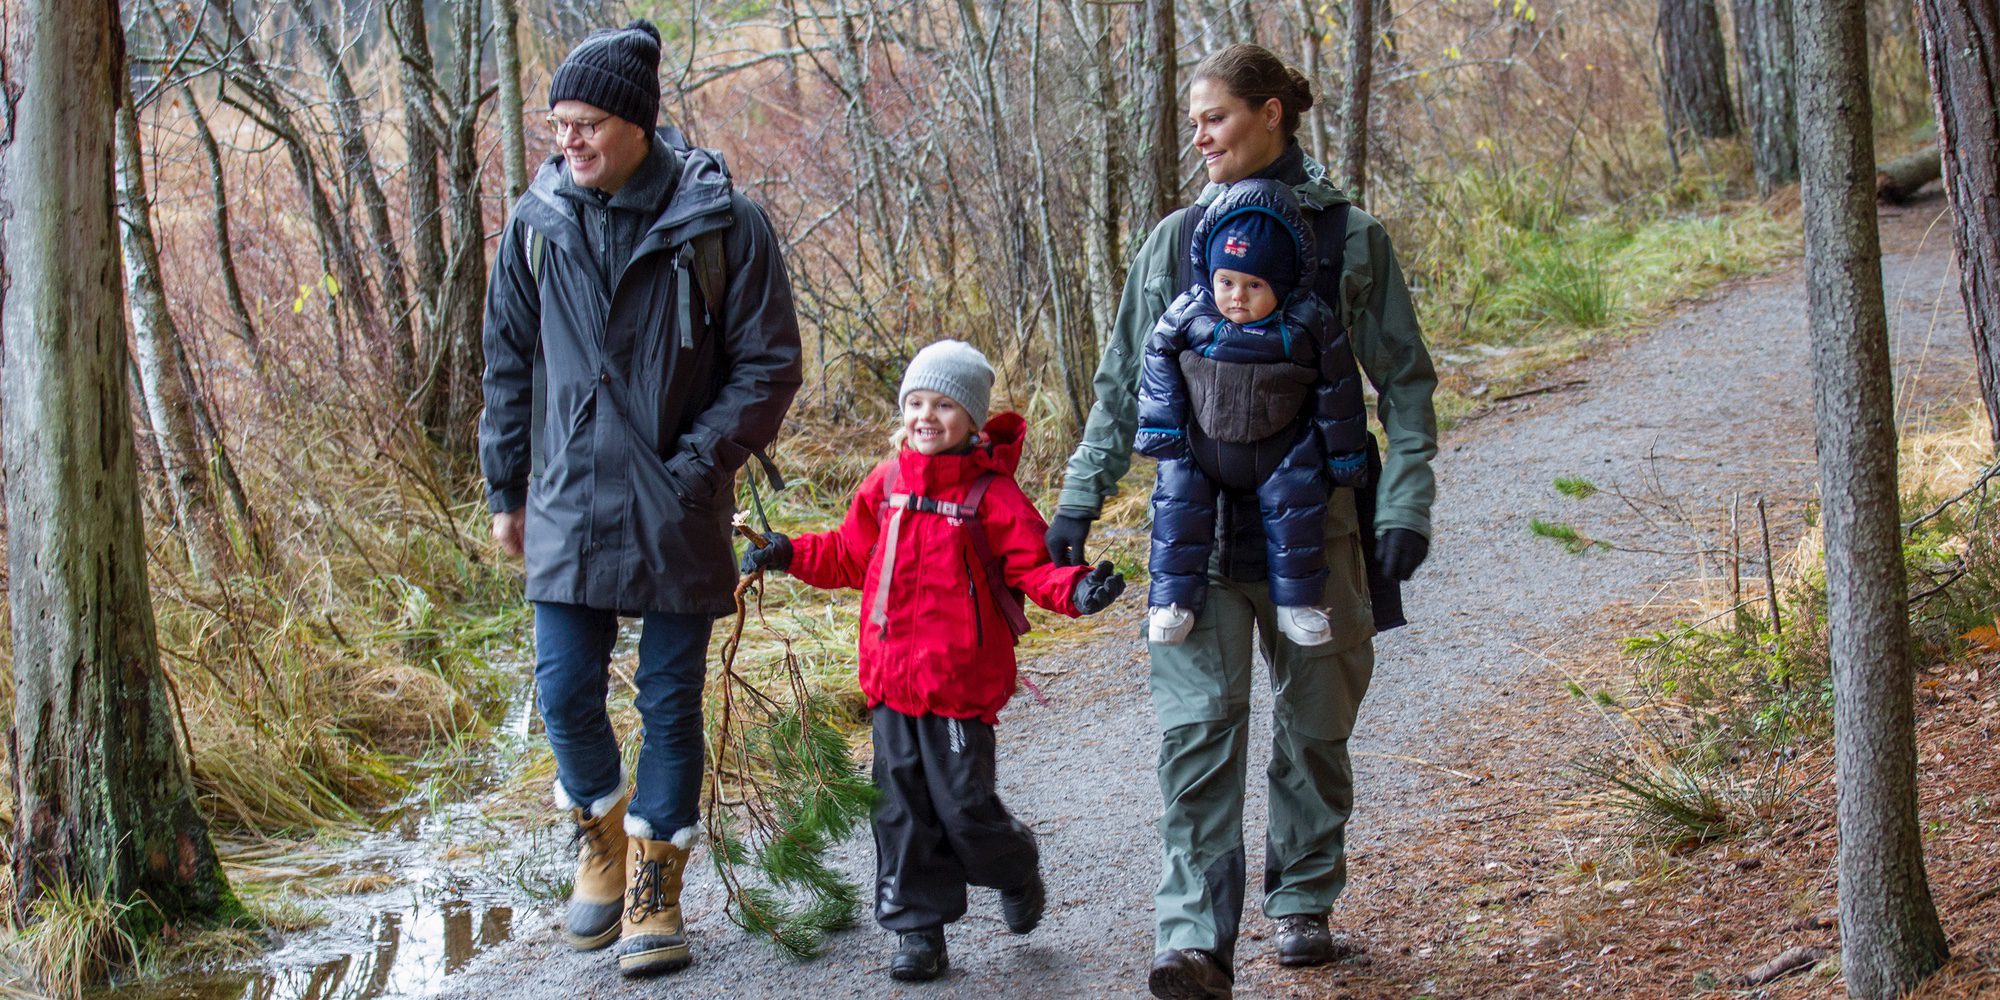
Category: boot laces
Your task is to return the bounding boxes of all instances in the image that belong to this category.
[572,816,619,874]
[628,856,664,917]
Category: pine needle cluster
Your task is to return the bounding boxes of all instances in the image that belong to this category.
[704,557,876,959]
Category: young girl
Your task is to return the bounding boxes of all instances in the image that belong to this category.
[739,339,1126,981]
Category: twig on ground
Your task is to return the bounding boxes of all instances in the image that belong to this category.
[1352,751,1485,784]
[1728,945,1828,987]
[1494,378,1589,402]
[1903,458,2000,535]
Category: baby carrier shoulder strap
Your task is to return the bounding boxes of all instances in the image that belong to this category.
[869,465,1032,642]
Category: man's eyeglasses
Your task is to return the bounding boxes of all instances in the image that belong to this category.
[546,113,609,140]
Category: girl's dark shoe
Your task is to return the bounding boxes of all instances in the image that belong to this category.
[1000,874,1046,934]
[890,927,948,981]
[1147,948,1232,999]
[1275,912,1333,966]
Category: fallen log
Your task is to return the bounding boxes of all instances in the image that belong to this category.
[1877,145,1942,202]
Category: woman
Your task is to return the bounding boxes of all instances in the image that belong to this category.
[1045,44,1438,1000]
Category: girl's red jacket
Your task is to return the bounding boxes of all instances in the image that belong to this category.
[787,412,1090,723]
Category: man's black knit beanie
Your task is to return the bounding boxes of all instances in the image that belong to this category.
[549,19,662,131]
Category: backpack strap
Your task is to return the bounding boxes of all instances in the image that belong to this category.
[1171,205,1203,298]
[1309,202,1353,339]
[867,468,1031,642]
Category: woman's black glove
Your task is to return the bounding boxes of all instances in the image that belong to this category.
[1374,528,1429,582]
[1072,560,1126,614]
[1045,509,1095,567]
[738,531,793,574]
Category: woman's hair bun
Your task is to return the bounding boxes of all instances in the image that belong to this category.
[1285,66,1315,115]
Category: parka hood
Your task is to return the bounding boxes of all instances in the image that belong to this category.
[1189,179,1318,296]
[517,127,736,249]
[897,411,1028,493]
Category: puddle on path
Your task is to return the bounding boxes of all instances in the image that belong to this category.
[102,666,562,1000]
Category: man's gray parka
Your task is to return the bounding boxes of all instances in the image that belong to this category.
[479,135,803,617]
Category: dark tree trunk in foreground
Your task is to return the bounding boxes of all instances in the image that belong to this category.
[1916,0,2000,446]
[1659,0,1739,140]
[1340,0,1378,203]
[1132,0,1180,235]
[1795,0,1951,995]
[1733,0,1799,190]
[1,0,236,935]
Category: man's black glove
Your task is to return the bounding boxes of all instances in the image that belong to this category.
[1045,509,1095,567]
[1072,560,1126,614]
[739,531,793,574]
[1375,528,1429,582]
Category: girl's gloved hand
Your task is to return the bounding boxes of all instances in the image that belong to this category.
[1072,560,1126,614]
[739,531,793,574]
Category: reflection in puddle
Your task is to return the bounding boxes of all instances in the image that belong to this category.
[116,900,514,1000]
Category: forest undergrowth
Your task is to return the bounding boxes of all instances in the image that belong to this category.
[0,0,1951,988]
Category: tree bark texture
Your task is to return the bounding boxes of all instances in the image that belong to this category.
[1916,0,2000,446]
[1658,0,1739,140]
[1795,0,1951,995]
[291,0,418,400]
[1,0,235,931]
[494,0,529,203]
[115,99,231,580]
[1732,0,1799,190]
[1340,0,1378,203]
[1132,0,1180,239]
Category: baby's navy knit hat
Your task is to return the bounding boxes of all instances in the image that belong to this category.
[1205,210,1299,304]
[899,340,995,428]
[549,20,662,131]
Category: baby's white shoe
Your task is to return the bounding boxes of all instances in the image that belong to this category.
[1149,605,1196,645]
[1275,606,1334,647]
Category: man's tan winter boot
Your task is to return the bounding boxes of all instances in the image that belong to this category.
[616,818,696,976]
[559,783,630,950]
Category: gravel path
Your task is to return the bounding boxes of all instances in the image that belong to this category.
[436,203,1971,999]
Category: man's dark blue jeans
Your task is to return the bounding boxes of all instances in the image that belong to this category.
[533,602,711,836]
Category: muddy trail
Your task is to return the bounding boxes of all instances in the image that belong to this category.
[225,201,1966,1000]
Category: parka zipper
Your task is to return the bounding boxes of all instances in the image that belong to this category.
[964,549,983,645]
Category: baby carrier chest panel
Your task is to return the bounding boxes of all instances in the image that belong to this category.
[1178,352,1317,445]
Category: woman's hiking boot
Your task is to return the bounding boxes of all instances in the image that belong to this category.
[1274,606,1334,647]
[1147,947,1232,999]
[889,927,948,981]
[1274,912,1335,966]
[1000,873,1046,934]
[616,819,696,977]
[557,783,628,951]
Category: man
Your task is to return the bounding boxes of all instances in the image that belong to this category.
[477,19,802,978]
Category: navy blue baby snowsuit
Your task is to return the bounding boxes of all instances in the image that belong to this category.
[1134,180,1371,611]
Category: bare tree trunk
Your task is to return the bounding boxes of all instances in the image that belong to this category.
[1068,0,1121,350]
[1292,0,1331,159]
[390,0,450,435]
[1733,0,1799,191]
[115,97,232,580]
[1340,0,1378,202]
[1132,0,1181,238]
[494,0,530,202]
[1796,0,1951,994]
[439,0,491,460]
[290,0,418,398]
[1,0,236,935]
[1658,0,1739,141]
[1916,0,2000,446]
[1027,0,1084,427]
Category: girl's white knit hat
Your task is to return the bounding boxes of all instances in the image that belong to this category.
[898,340,994,427]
